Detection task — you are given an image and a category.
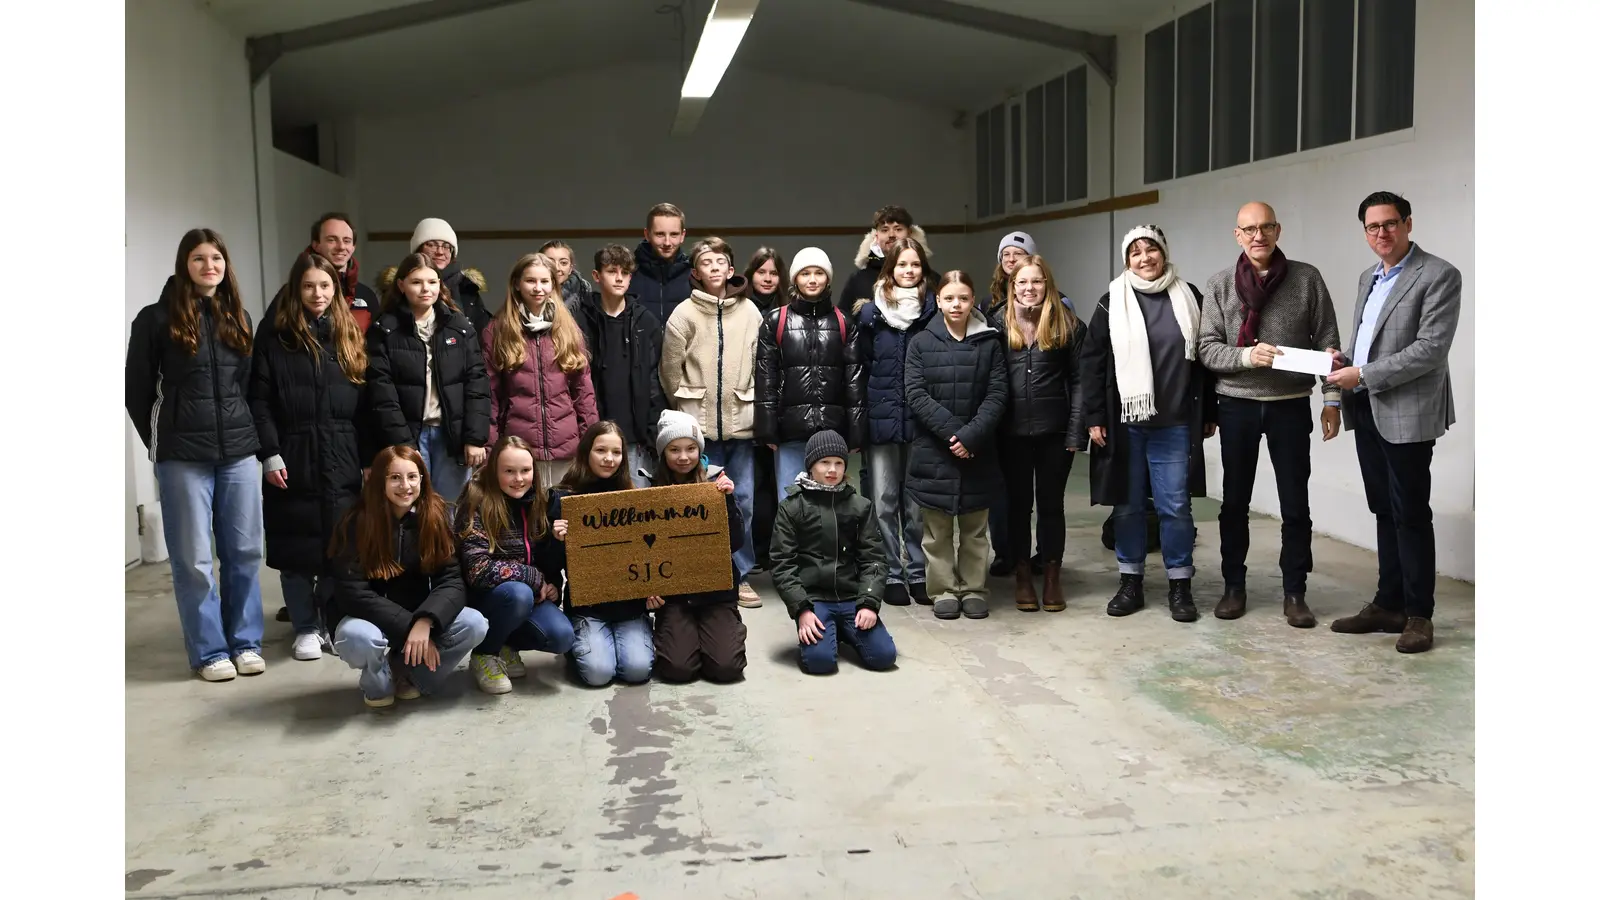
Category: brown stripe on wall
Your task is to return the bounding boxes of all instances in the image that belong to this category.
[366,191,1159,243]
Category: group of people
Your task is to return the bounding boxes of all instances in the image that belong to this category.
[123,190,1459,702]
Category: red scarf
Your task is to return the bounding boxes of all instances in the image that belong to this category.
[1233,248,1287,347]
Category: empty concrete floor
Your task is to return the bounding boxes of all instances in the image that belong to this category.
[125,473,1474,898]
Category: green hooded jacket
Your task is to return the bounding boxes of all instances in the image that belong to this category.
[769,478,888,618]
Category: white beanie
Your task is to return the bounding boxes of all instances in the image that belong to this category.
[996,231,1037,261]
[1121,224,1169,264]
[410,218,459,253]
[790,247,833,283]
[655,409,704,455]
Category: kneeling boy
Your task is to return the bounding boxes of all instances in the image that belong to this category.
[770,430,897,675]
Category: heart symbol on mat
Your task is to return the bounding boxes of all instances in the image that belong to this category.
[643,534,656,548]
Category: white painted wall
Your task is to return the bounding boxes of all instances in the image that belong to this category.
[272,149,360,283]
[125,0,265,563]
[965,0,1475,580]
[340,62,970,309]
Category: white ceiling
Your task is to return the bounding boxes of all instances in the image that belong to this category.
[201,0,1180,126]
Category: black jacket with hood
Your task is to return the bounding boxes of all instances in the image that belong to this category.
[365,302,491,455]
[573,292,668,447]
[329,508,468,644]
[754,289,868,448]
[126,276,260,463]
[837,227,943,315]
[904,315,1009,515]
[631,241,695,326]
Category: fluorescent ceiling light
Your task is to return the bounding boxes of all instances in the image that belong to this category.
[671,0,760,134]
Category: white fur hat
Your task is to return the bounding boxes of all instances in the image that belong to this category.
[655,409,704,455]
[1120,224,1170,263]
[410,218,459,253]
[789,247,833,283]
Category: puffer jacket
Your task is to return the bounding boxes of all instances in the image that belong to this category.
[366,303,491,454]
[631,242,695,325]
[837,228,942,315]
[769,480,888,619]
[379,264,491,334]
[573,293,668,447]
[904,316,1009,515]
[754,289,868,448]
[329,508,468,644]
[987,309,1089,446]
[457,491,547,596]
[543,485,650,623]
[482,320,598,460]
[660,277,762,442]
[855,291,938,446]
[249,313,374,573]
[126,276,259,463]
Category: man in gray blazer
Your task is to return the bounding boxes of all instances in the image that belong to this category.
[1327,191,1461,654]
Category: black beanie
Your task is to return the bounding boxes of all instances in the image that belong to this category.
[804,430,849,471]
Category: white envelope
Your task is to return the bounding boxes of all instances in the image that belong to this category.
[1269,346,1334,377]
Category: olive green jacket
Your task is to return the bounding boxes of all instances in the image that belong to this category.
[769,480,888,618]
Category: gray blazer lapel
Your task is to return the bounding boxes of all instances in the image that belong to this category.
[1370,247,1428,338]
[1348,264,1380,354]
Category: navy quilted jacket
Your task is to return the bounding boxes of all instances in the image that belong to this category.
[855,294,937,446]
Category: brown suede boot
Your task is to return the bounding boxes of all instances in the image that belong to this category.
[1329,602,1406,634]
[1014,569,1039,612]
[1396,617,1434,653]
[1214,586,1246,620]
[1041,561,1065,612]
[1283,592,1316,628]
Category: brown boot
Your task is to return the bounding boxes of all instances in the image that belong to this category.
[1014,569,1039,612]
[1214,586,1246,620]
[1283,592,1316,628]
[1041,561,1065,612]
[1329,602,1406,634]
[1396,617,1434,653]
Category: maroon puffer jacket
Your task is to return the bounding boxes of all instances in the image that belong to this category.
[483,321,599,460]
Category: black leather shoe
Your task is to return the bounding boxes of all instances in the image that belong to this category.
[1106,574,1145,617]
[909,582,931,605]
[1168,579,1198,622]
[1214,586,1246,619]
[883,583,911,606]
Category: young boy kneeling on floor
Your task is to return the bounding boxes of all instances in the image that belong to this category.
[770,430,897,675]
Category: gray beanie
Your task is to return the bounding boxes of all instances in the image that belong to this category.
[997,231,1037,261]
[804,430,849,471]
[655,409,703,455]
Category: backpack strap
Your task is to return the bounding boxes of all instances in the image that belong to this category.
[777,305,788,345]
[833,307,846,342]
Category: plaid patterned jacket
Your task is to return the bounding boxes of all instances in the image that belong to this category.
[1340,243,1461,444]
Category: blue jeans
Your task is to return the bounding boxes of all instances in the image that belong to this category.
[418,424,470,508]
[279,570,331,635]
[570,615,654,686]
[471,580,576,656]
[155,456,265,670]
[775,440,808,502]
[333,608,489,700]
[799,600,898,675]
[1111,424,1196,579]
[864,443,926,585]
[703,439,755,582]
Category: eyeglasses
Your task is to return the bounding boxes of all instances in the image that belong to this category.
[1236,223,1280,238]
[420,240,453,253]
[1364,219,1405,236]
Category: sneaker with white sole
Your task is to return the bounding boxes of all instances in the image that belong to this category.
[738,582,762,608]
[233,650,266,675]
[198,658,237,682]
[292,632,323,661]
[363,692,395,709]
[471,652,512,694]
[498,646,527,679]
[394,667,422,700]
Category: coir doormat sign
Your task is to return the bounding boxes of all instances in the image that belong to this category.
[561,482,732,606]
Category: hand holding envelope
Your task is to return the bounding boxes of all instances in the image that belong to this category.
[1268,345,1337,377]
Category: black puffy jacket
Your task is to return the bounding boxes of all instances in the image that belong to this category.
[856,293,937,446]
[903,316,1009,515]
[366,304,491,455]
[754,291,868,447]
[988,309,1089,446]
[439,262,492,334]
[125,277,260,463]
[249,314,374,574]
[573,293,668,447]
[329,509,468,645]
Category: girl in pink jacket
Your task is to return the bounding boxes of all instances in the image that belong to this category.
[483,252,599,488]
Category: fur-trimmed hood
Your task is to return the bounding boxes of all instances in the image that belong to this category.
[376,265,487,296]
[853,225,933,270]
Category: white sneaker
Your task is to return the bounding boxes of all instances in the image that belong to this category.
[233,650,266,675]
[292,633,323,661]
[471,652,512,694]
[498,646,527,679]
[738,582,763,608]
[364,692,395,709]
[198,658,237,682]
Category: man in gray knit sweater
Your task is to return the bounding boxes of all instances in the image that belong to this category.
[1198,202,1342,628]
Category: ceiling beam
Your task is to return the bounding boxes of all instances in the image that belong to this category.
[246,0,537,83]
[838,0,1117,83]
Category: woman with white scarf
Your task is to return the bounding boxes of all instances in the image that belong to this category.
[1080,225,1218,623]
